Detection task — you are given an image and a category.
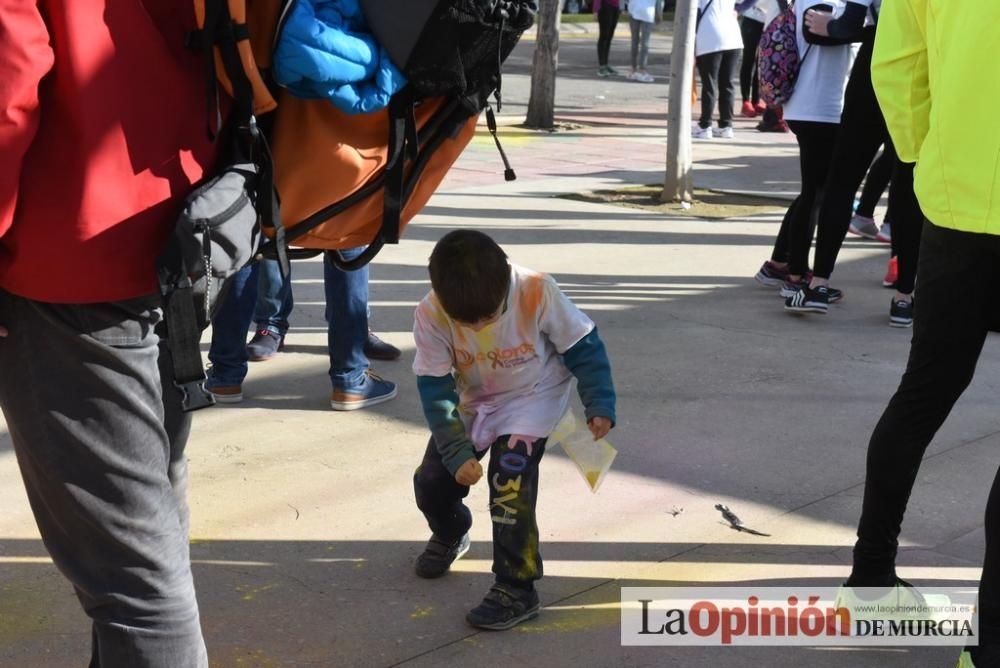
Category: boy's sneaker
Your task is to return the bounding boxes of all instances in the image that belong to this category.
[466,583,540,631]
[634,70,654,83]
[712,126,735,139]
[364,331,402,361]
[876,222,892,243]
[785,285,831,314]
[754,260,789,287]
[597,65,610,77]
[848,214,879,239]
[740,101,758,118]
[889,297,914,328]
[882,256,899,288]
[414,533,470,579]
[691,125,713,140]
[605,65,621,76]
[207,384,243,404]
[329,371,397,411]
[246,329,284,362]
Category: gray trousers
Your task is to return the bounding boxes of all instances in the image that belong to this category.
[0,290,207,667]
[630,18,652,71]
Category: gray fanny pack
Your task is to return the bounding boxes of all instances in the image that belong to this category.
[157,163,264,411]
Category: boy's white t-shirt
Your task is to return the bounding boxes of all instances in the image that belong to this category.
[783,0,860,124]
[413,264,594,451]
[629,0,657,23]
[695,0,743,56]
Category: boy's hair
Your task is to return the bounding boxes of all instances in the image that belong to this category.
[429,230,511,324]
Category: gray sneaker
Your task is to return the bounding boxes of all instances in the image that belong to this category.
[848,214,879,239]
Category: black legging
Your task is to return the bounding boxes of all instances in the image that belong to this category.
[739,17,763,105]
[811,34,889,280]
[597,6,621,67]
[771,120,839,276]
[850,221,1000,642]
[887,161,923,295]
[856,146,895,219]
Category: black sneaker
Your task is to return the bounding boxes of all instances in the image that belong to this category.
[779,277,810,298]
[414,533,470,579]
[889,298,914,328]
[780,280,842,303]
[785,285,831,314]
[364,330,402,361]
[466,583,540,631]
[246,329,284,361]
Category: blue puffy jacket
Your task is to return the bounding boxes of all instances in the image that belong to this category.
[273,0,406,114]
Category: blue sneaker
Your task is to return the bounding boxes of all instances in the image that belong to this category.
[246,328,284,362]
[330,371,397,411]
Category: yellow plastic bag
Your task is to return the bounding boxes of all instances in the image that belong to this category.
[548,410,617,493]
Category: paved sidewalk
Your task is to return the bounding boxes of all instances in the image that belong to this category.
[2,34,996,668]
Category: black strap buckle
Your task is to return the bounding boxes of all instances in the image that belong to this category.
[175,379,217,412]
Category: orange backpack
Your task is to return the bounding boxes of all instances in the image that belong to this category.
[192,0,531,269]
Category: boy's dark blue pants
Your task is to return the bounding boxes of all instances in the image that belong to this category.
[413,435,546,588]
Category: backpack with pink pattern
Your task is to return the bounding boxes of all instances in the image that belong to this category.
[757,0,811,107]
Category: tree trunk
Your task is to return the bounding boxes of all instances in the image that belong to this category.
[662,0,698,202]
[524,0,561,129]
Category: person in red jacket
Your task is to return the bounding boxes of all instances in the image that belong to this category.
[0,2,216,665]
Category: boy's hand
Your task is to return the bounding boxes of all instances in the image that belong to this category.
[454,459,483,486]
[588,416,612,441]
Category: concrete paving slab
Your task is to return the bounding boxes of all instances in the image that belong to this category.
[1,25,996,668]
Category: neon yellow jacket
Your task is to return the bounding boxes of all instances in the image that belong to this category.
[872,0,1000,234]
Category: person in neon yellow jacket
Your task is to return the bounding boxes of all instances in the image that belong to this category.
[846,2,1000,667]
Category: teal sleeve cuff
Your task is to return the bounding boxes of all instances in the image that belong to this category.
[417,374,477,476]
[561,328,617,426]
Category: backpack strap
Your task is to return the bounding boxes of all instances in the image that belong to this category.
[696,0,714,30]
[324,99,475,272]
[160,0,286,411]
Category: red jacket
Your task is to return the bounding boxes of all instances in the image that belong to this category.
[0,1,218,303]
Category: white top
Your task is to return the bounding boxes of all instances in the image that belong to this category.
[629,0,658,23]
[695,0,743,57]
[782,0,859,124]
[413,264,595,450]
[739,0,766,22]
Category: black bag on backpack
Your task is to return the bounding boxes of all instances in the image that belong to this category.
[284,0,536,271]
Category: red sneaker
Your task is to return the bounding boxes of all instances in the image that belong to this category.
[755,100,767,114]
[882,256,898,288]
[740,101,758,118]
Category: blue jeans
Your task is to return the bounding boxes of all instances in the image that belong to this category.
[207,264,258,387]
[325,247,370,390]
[254,258,294,336]
[208,251,370,390]
[0,290,208,667]
[207,259,292,387]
